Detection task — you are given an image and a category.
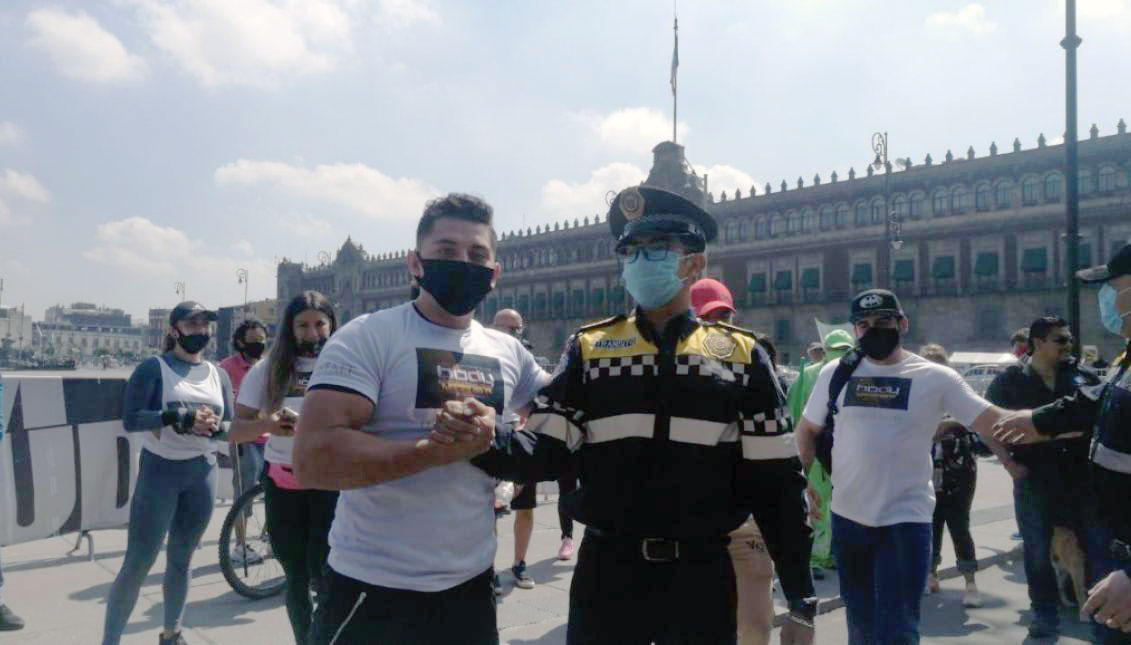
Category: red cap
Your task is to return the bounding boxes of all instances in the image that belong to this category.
[690,278,736,318]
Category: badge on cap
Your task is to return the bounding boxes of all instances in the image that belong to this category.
[704,330,738,360]
[860,294,883,309]
[619,187,645,221]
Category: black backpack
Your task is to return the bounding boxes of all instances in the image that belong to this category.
[815,349,864,475]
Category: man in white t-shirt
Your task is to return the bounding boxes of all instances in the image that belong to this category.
[295,194,550,645]
[795,289,1015,645]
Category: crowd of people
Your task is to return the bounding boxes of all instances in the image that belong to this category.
[0,186,1129,645]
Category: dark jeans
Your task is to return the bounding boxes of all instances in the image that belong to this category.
[931,474,977,574]
[308,567,498,645]
[263,475,339,645]
[832,513,931,645]
[103,451,216,645]
[1014,471,1110,629]
[567,530,737,645]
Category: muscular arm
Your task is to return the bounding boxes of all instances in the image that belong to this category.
[795,416,823,474]
[293,388,459,490]
[228,403,281,444]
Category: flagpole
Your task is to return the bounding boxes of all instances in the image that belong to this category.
[672,13,678,143]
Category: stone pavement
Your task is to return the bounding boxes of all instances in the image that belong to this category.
[0,458,1029,643]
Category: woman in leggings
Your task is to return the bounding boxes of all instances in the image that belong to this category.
[229,292,338,645]
[104,302,234,645]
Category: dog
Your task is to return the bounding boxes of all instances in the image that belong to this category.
[1050,526,1089,621]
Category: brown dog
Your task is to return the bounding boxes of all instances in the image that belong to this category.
[1050,526,1089,621]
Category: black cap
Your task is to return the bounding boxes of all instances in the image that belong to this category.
[850,289,905,322]
[169,301,218,325]
[607,186,717,252]
[1077,242,1131,283]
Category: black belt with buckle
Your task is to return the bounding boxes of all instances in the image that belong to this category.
[584,527,728,563]
[1110,538,1131,563]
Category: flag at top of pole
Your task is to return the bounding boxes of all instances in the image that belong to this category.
[670,12,678,143]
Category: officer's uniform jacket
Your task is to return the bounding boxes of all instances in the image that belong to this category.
[475,308,814,602]
[1033,341,1131,570]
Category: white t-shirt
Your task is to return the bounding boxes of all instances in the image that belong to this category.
[236,356,317,467]
[802,352,991,527]
[306,303,550,592]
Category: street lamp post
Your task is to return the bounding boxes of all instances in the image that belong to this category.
[237,268,249,318]
[174,281,186,301]
[1063,0,1083,357]
[871,132,904,289]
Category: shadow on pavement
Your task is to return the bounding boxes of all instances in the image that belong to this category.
[505,623,567,644]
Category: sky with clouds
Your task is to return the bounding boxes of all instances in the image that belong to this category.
[2,0,1130,322]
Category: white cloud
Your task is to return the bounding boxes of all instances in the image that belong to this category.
[26,8,147,83]
[692,164,759,200]
[573,107,689,155]
[374,0,439,30]
[926,4,996,37]
[83,216,277,304]
[0,169,51,227]
[0,122,24,147]
[540,162,647,221]
[232,240,255,257]
[214,159,440,220]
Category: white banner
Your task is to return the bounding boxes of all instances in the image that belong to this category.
[814,319,855,344]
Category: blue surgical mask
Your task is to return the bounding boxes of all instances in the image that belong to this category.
[1098,284,1131,335]
[621,253,687,309]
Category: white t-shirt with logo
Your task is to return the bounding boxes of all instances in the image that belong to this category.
[802,352,991,527]
[236,356,317,467]
[306,303,550,592]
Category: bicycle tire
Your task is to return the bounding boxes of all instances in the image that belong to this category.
[218,483,286,599]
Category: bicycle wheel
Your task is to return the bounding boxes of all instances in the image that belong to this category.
[219,483,286,599]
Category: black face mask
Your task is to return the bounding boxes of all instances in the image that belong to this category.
[417,259,494,316]
[296,339,327,357]
[859,327,901,361]
[242,341,266,359]
[177,333,211,354]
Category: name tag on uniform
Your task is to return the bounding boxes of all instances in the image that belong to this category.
[843,377,913,410]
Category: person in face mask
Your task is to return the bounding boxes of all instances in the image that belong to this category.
[995,242,1131,643]
[794,289,1017,644]
[295,194,552,645]
[105,302,234,645]
[229,291,337,645]
[218,318,270,565]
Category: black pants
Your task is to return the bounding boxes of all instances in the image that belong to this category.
[931,473,977,574]
[567,530,737,645]
[558,459,578,540]
[308,567,498,645]
[263,476,339,645]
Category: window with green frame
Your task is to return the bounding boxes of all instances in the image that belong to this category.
[801,267,820,290]
[851,263,873,286]
[892,259,915,282]
[932,256,956,280]
[773,270,792,291]
[974,252,999,277]
[747,273,767,294]
[1021,248,1048,274]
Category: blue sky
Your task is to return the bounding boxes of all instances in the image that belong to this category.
[1,0,1130,322]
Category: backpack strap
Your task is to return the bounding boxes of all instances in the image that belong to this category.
[823,349,864,433]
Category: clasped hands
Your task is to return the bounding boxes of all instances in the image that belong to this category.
[426,398,497,463]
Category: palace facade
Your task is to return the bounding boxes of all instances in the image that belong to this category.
[278,121,1131,364]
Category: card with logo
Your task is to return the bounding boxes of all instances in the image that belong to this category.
[414,348,505,414]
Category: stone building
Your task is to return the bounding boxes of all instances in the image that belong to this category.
[277,121,1131,364]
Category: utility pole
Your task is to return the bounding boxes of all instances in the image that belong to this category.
[671,11,679,143]
[1063,0,1082,357]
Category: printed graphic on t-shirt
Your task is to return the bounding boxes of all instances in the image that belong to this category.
[414,348,504,414]
[288,370,312,398]
[843,377,912,410]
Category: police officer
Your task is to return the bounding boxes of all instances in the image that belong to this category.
[995,242,1131,642]
[470,186,816,645]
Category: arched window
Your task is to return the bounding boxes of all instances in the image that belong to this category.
[787,211,801,235]
[1098,166,1117,192]
[770,213,786,237]
[870,198,884,225]
[1079,170,1094,195]
[951,186,969,213]
[892,195,907,219]
[995,181,1012,208]
[724,219,739,243]
[932,189,948,216]
[819,206,834,231]
[754,216,768,239]
[854,202,868,226]
[1044,174,1062,201]
[975,184,991,211]
[739,218,751,241]
[801,208,816,233]
[836,204,850,228]
[1022,177,1039,203]
[909,193,924,220]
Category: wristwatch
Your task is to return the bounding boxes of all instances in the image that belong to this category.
[787,596,818,621]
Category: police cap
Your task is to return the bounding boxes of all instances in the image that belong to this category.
[1077,241,1131,283]
[607,186,717,252]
